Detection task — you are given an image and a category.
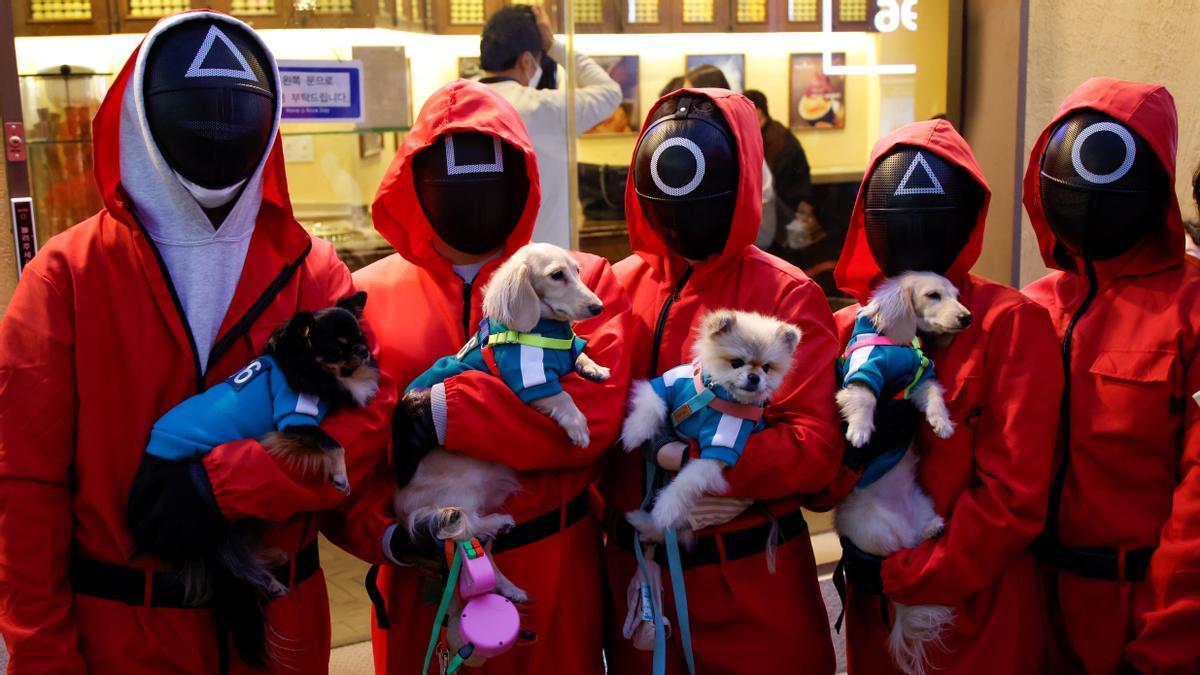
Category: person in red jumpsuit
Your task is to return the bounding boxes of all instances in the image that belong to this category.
[832,119,1063,674]
[601,87,842,674]
[0,11,394,673]
[1023,77,1200,675]
[350,79,633,674]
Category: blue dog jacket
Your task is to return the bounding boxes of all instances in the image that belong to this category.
[146,355,331,461]
[408,318,587,402]
[648,363,766,468]
[838,311,936,487]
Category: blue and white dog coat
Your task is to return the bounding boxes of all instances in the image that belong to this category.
[408,318,587,400]
[647,362,766,468]
[838,311,935,487]
[146,354,331,461]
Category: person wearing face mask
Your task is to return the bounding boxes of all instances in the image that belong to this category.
[478,5,621,249]
[337,79,633,675]
[1023,78,1200,675]
[826,119,1062,674]
[600,88,842,673]
[0,11,395,673]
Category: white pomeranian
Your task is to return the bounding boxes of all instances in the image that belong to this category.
[834,271,971,675]
[621,309,801,542]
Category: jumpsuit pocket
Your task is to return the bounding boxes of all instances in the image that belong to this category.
[1087,349,1178,445]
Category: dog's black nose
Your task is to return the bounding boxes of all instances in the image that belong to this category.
[587,303,604,317]
[958,314,973,328]
[747,373,760,386]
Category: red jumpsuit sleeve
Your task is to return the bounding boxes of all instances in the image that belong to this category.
[882,302,1061,607]
[203,243,397,522]
[1125,335,1200,674]
[722,278,843,500]
[320,463,395,565]
[441,259,633,472]
[0,265,87,673]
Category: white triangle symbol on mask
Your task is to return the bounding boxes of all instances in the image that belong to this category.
[893,151,946,196]
[184,25,257,81]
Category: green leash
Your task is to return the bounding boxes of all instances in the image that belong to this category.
[422,545,463,675]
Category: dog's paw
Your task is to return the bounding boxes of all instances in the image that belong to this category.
[577,361,611,383]
[560,410,591,447]
[475,513,516,539]
[625,510,664,543]
[929,413,956,439]
[921,515,946,540]
[330,473,351,495]
[845,419,875,447]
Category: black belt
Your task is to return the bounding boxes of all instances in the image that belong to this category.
[71,539,320,608]
[368,489,591,629]
[611,507,808,569]
[1037,540,1155,583]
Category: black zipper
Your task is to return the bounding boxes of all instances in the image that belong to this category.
[648,266,693,378]
[131,216,205,394]
[1043,258,1098,546]
[461,281,474,342]
[206,241,312,373]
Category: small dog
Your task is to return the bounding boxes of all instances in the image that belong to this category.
[392,243,611,605]
[621,309,801,542]
[833,271,971,675]
[128,292,379,669]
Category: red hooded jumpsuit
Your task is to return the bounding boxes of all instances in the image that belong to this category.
[601,88,842,674]
[832,120,1063,674]
[1023,78,1200,675]
[0,11,396,673]
[351,80,634,675]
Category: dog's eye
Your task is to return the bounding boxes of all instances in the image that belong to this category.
[730,359,745,369]
[762,364,771,373]
[550,269,565,281]
[926,291,942,301]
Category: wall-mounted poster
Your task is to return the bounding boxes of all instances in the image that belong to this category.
[586,55,640,135]
[685,54,745,92]
[458,56,484,81]
[790,53,846,130]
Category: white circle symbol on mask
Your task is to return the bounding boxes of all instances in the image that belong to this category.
[650,138,706,197]
[1071,121,1136,185]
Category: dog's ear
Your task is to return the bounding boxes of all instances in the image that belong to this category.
[266,312,315,356]
[483,259,541,332]
[777,323,802,353]
[863,277,918,344]
[337,291,367,318]
[701,310,738,338]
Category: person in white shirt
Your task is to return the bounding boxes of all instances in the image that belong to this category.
[479,5,622,248]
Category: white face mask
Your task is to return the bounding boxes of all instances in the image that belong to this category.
[175,172,248,209]
[527,59,544,89]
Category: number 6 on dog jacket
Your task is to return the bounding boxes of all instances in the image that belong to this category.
[406,318,586,403]
[145,355,331,461]
[649,362,765,467]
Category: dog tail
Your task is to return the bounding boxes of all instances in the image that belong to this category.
[213,541,274,670]
[889,602,954,675]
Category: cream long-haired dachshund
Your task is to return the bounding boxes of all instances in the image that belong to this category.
[393,243,610,602]
[834,271,971,675]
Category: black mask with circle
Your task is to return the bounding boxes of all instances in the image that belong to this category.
[633,94,739,261]
[863,146,983,276]
[412,132,530,255]
[1038,110,1168,261]
[143,19,276,190]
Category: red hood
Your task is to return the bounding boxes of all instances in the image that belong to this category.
[624,88,764,284]
[91,9,294,228]
[371,80,540,271]
[835,119,991,303]
[1022,77,1182,276]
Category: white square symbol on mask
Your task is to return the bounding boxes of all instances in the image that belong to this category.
[444,135,504,175]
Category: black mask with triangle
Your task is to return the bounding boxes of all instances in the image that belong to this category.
[862,146,983,276]
[144,18,277,190]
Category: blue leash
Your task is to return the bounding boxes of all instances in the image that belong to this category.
[635,456,697,675]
